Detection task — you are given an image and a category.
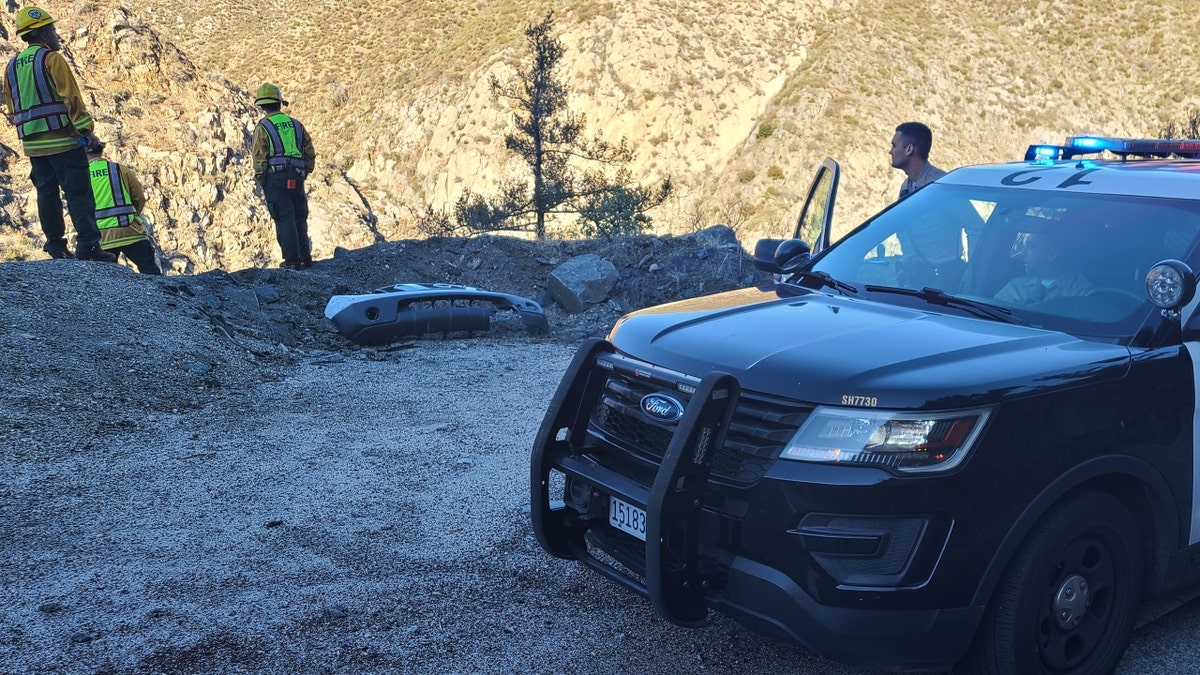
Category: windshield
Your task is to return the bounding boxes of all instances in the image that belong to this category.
[809,182,1200,337]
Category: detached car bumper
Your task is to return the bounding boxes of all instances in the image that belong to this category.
[325,283,548,344]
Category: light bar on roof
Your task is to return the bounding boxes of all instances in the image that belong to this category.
[1025,136,1200,161]
[1065,136,1200,157]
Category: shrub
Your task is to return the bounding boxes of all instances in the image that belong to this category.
[577,186,653,240]
[414,204,460,237]
[1159,107,1200,140]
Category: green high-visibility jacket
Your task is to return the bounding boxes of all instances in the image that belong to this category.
[5,45,71,140]
[89,159,148,248]
[258,113,309,173]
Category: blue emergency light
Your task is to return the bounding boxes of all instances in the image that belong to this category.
[1069,136,1113,150]
[1025,145,1062,162]
[1025,136,1200,161]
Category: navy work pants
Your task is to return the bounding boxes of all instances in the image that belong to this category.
[263,170,311,264]
[105,239,162,275]
[28,146,103,253]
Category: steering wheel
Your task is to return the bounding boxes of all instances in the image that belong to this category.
[1086,287,1144,307]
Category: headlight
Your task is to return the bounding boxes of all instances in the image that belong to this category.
[780,406,992,473]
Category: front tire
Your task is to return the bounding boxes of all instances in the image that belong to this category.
[963,492,1143,675]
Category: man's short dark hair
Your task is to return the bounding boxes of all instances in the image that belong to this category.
[259,102,282,113]
[895,122,934,160]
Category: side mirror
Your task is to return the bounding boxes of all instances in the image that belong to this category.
[1146,259,1197,313]
[775,239,812,273]
[753,238,786,273]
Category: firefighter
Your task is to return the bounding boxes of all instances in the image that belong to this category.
[251,83,316,270]
[3,6,115,262]
[85,141,161,275]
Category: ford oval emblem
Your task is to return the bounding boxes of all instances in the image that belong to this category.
[640,393,685,423]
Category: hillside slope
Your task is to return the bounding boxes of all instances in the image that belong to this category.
[1,0,1197,269]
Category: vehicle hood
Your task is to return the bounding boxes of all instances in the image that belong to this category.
[607,287,1132,409]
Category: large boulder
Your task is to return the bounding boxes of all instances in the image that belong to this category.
[688,224,741,250]
[547,253,620,314]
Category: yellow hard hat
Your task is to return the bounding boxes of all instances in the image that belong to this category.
[254,83,287,106]
[16,6,56,36]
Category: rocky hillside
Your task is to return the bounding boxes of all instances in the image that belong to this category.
[0,3,377,273]
[1,0,1197,272]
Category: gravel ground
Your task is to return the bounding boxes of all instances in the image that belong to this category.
[0,249,855,674]
[3,252,1200,674]
[0,304,854,674]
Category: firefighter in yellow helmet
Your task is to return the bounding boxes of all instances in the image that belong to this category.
[2,6,115,262]
[251,82,316,270]
[84,141,162,274]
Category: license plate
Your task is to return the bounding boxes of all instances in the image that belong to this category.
[609,495,647,541]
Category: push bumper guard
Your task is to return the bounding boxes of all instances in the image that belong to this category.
[324,282,548,344]
[531,338,740,627]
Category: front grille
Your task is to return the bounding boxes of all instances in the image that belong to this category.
[588,354,811,486]
[586,526,731,595]
[587,527,648,581]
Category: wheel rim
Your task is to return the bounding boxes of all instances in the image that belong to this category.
[1052,573,1090,630]
[1036,534,1116,670]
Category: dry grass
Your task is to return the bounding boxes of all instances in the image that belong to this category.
[0,227,41,261]
[705,0,1200,239]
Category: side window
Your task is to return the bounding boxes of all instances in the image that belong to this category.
[798,170,833,247]
[864,234,902,261]
[792,159,840,252]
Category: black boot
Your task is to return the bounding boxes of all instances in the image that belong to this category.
[75,244,117,263]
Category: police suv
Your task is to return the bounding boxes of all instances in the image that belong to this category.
[530,136,1200,674]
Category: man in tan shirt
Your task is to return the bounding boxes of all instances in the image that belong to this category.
[889,122,961,287]
[995,230,1093,305]
[891,121,948,200]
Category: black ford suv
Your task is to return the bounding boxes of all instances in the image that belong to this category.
[530,137,1200,674]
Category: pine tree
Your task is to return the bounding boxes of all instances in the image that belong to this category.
[455,12,670,239]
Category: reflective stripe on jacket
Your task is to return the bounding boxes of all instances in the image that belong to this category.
[258,113,308,172]
[89,159,147,248]
[5,46,70,139]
